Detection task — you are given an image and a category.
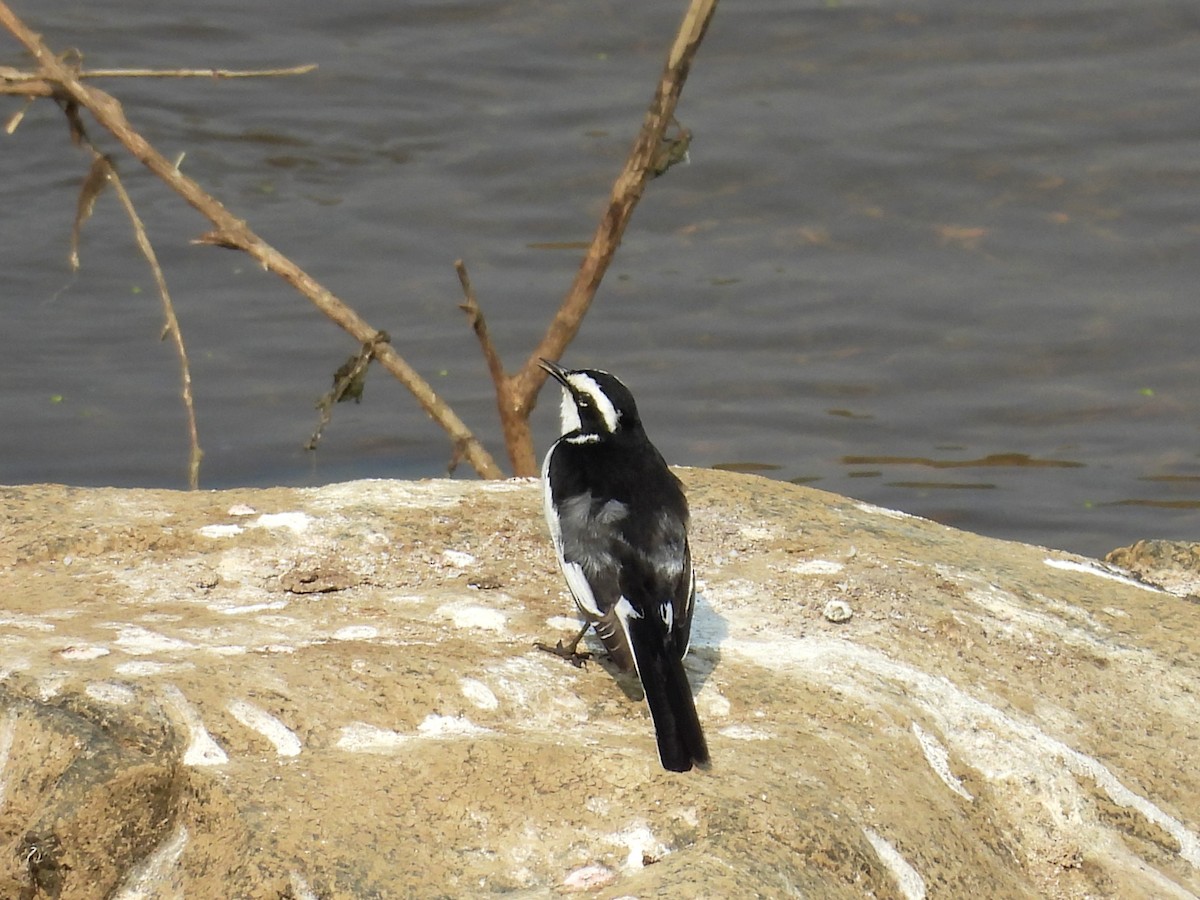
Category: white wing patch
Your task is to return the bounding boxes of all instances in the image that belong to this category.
[543,445,604,619]
[566,372,621,434]
[541,445,562,545]
[562,561,602,617]
[613,596,642,676]
[679,567,696,659]
[659,601,673,632]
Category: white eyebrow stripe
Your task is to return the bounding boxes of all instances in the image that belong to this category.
[566,373,621,433]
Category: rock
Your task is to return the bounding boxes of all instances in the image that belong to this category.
[0,472,1198,898]
[1105,539,1200,598]
[822,598,853,623]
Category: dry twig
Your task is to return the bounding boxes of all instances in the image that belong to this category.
[0,62,318,98]
[106,165,204,488]
[63,117,204,487]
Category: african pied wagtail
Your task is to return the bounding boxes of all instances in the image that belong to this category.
[538,359,710,773]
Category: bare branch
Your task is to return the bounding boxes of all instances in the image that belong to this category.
[454,259,505,392]
[0,1,504,480]
[4,96,33,131]
[0,63,318,97]
[454,259,534,473]
[109,170,204,489]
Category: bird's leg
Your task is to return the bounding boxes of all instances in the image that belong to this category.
[535,621,592,668]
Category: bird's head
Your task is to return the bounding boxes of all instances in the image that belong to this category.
[539,359,642,439]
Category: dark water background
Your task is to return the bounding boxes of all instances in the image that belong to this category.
[2,0,1199,558]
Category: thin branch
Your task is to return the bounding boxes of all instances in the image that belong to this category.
[59,64,319,79]
[65,149,204,487]
[454,260,504,389]
[455,259,529,473]
[0,2,504,480]
[106,163,204,488]
[0,63,318,97]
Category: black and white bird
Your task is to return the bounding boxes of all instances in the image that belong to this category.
[538,358,709,773]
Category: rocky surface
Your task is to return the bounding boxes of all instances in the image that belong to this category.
[0,471,1197,899]
[1106,540,1200,599]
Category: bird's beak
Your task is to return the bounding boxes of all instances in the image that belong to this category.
[539,358,570,387]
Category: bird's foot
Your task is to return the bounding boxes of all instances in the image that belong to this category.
[534,639,591,668]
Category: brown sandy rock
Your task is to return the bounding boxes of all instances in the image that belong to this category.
[1105,539,1200,599]
[0,471,1197,898]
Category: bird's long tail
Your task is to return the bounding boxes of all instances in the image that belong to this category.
[627,615,710,772]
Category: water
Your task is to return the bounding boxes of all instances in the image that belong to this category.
[2,0,1198,558]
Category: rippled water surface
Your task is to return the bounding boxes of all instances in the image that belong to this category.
[3,0,1198,557]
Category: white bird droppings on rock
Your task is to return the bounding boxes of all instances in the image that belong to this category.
[114,660,193,678]
[1043,556,1164,593]
[86,682,137,706]
[332,625,379,642]
[0,614,55,632]
[718,724,773,741]
[210,600,289,616]
[161,685,228,767]
[699,690,731,718]
[336,723,411,753]
[441,549,478,568]
[460,677,500,710]
[792,559,845,575]
[198,523,243,539]
[56,644,111,661]
[113,625,198,656]
[863,827,926,900]
[227,699,302,757]
[0,714,15,804]
[208,645,249,657]
[738,524,774,541]
[912,722,973,801]
[822,599,853,623]
[608,823,669,871]
[416,713,490,738]
[855,502,915,520]
[249,512,312,533]
[438,602,507,632]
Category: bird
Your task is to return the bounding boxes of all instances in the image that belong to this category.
[537,358,709,773]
